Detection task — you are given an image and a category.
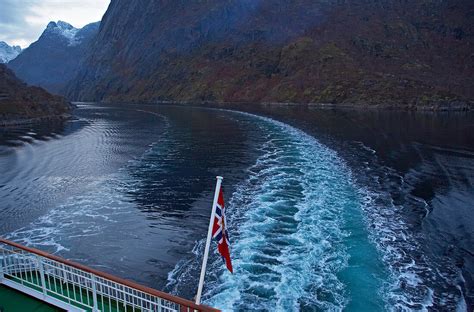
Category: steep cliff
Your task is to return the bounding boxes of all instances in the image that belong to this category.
[0,64,71,124]
[67,0,473,109]
[8,21,100,95]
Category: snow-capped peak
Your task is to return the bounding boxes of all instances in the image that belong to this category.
[57,21,74,30]
[45,21,80,46]
[0,41,22,63]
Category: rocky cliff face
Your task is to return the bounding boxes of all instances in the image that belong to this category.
[67,0,473,108]
[8,21,100,95]
[0,64,71,123]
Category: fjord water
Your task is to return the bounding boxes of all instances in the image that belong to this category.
[0,104,472,311]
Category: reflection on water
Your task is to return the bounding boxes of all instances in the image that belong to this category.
[0,120,73,148]
[0,104,262,294]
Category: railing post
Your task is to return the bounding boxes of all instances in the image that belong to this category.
[91,274,99,311]
[37,256,48,298]
[0,250,4,282]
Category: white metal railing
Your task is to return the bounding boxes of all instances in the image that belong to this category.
[0,239,217,312]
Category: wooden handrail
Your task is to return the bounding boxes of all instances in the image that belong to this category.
[0,238,220,312]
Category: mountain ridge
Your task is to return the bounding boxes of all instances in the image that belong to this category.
[8,21,100,95]
[0,41,22,64]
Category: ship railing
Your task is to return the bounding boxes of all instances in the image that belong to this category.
[0,238,219,312]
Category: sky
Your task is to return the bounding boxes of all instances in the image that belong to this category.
[0,0,110,48]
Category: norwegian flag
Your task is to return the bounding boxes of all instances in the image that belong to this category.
[211,188,233,273]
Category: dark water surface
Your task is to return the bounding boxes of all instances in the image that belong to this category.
[0,103,472,311]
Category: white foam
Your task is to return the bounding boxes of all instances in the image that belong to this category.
[5,172,139,254]
[354,142,466,309]
[167,111,382,311]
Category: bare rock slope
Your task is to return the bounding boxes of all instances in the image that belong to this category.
[66,0,473,109]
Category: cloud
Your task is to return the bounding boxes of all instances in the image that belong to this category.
[0,0,110,48]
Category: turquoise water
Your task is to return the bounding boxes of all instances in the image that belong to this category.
[170,112,388,311]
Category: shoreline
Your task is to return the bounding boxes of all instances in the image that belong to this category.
[90,99,473,112]
[0,113,72,127]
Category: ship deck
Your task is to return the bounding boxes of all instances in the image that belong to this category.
[0,284,61,311]
[0,238,218,312]
[2,272,145,311]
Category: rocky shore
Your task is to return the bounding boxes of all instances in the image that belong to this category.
[104,99,473,112]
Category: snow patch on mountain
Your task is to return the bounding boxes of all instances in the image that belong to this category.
[45,21,81,46]
[0,42,22,63]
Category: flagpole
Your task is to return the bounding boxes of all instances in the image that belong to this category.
[195,176,223,305]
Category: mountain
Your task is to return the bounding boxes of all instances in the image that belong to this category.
[0,64,71,124]
[8,21,100,95]
[0,42,22,63]
[66,0,473,109]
